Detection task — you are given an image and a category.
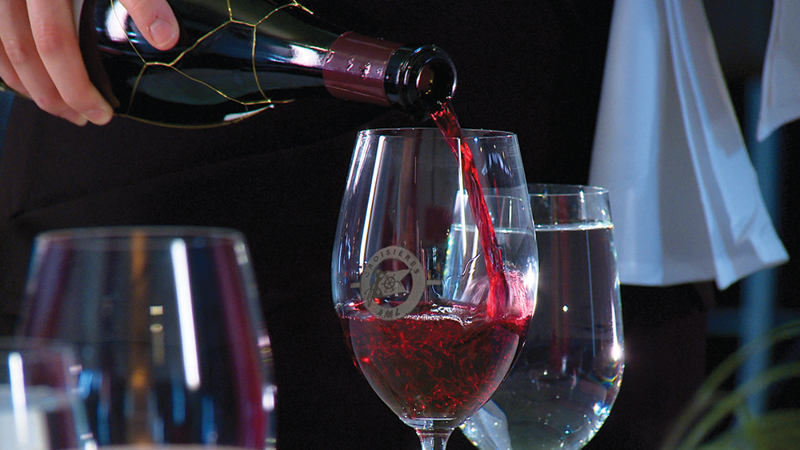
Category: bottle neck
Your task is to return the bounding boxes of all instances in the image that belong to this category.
[322,32,456,117]
[322,32,399,107]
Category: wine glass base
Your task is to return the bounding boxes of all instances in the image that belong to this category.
[402,417,461,432]
[415,428,454,450]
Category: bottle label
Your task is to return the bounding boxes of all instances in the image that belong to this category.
[322,32,400,106]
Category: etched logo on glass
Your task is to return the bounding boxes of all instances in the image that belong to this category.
[351,246,439,320]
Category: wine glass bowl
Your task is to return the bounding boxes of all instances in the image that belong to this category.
[0,338,93,450]
[19,227,275,449]
[462,183,624,450]
[332,128,538,449]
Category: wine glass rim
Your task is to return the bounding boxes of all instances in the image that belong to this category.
[359,127,516,139]
[528,183,609,197]
[0,336,76,354]
[34,226,246,244]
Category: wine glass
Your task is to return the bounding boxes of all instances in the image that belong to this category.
[18,227,276,449]
[1,337,94,450]
[332,128,539,450]
[461,183,625,450]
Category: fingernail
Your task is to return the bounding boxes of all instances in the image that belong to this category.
[150,18,178,48]
[83,107,113,125]
[69,114,89,127]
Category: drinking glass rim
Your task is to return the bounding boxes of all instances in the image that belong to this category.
[0,336,76,354]
[358,127,517,140]
[528,183,609,198]
[33,226,247,248]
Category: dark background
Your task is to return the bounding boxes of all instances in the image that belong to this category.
[1,0,797,447]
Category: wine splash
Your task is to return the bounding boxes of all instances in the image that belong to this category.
[429,100,509,319]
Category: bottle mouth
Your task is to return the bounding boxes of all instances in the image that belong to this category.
[414,55,457,111]
[386,44,457,117]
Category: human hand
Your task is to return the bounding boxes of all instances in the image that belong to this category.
[0,0,178,126]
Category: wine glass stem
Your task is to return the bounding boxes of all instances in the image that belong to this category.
[416,430,452,450]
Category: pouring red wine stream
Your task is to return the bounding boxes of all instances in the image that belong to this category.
[429,100,509,319]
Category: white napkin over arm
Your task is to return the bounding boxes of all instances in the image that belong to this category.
[589,0,788,290]
[757,0,800,141]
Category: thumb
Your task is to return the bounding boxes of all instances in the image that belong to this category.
[119,0,179,50]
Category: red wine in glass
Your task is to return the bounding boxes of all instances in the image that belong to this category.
[341,270,533,430]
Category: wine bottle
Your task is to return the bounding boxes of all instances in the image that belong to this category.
[0,0,457,127]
